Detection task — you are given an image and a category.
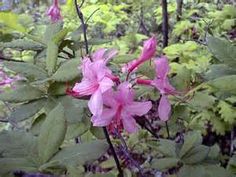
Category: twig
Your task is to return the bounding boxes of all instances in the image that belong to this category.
[74,0,89,55]
[103,127,123,177]
[161,0,168,47]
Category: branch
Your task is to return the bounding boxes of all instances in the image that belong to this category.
[74,0,89,55]
[176,0,183,21]
[161,0,168,47]
[103,127,123,177]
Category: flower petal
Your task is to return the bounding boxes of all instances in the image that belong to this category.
[72,79,98,96]
[158,95,171,121]
[88,89,103,116]
[99,77,114,93]
[126,101,152,116]
[154,56,170,79]
[91,108,116,126]
[121,113,138,133]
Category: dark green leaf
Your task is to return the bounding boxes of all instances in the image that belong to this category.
[0,85,44,103]
[157,139,177,157]
[9,99,46,122]
[0,39,44,51]
[38,103,67,163]
[151,157,179,171]
[51,59,81,82]
[207,36,236,67]
[208,75,236,94]
[4,61,48,80]
[46,41,59,75]
[50,140,108,166]
[179,131,202,158]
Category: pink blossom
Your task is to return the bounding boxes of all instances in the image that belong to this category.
[136,56,176,122]
[72,58,114,117]
[91,82,152,133]
[47,0,62,23]
[128,36,157,73]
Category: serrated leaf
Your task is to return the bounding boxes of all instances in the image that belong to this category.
[151,158,179,171]
[0,39,44,51]
[9,99,46,122]
[189,92,216,110]
[181,145,209,164]
[51,59,81,82]
[208,75,236,94]
[38,103,67,163]
[179,131,202,158]
[3,61,48,80]
[0,85,44,103]
[50,140,108,166]
[218,101,236,124]
[207,36,236,67]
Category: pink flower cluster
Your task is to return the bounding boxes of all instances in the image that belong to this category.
[46,0,62,23]
[70,37,176,133]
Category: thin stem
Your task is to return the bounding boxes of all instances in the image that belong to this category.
[74,0,89,55]
[161,0,168,47]
[103,127,123,177]
[165,121,170,138]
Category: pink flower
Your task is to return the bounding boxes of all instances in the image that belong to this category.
[47,0,62,23]
[72,58,114,117]
[128,36,157,73]
[136,56,176,122]
[91,82,152,133]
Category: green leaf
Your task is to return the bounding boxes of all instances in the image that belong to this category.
[46,41,59,75]
[50,140,108,166]
[204,64,236,81]
[177,165,205,177]
[151,158,179,171]
[181,145,209,164]
[59,96,88,123]
[90,126,105,139]
[208,75,236,94]
[0,12,26,33]
[218,101,236,124]
[51,59,81,82]
[43,22,63,44]
[205,165,233,177]
[0,85,44,103]
[65,117,90,140]
[207,36,236,67]
[9,99,46,122]
[38,103,67,163]
[179,131,202,158]
[189,92,216,110]
[227,155,236,174]
[30,114,46,136]
[157,139,177,157]
[0,131,38,159]
[0,39,44,51]
[0,158,37,175]
[3,61,48,80]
